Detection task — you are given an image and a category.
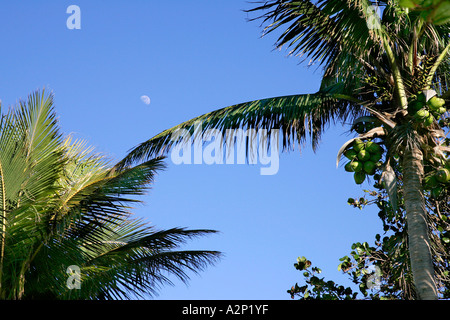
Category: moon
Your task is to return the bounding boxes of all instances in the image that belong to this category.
[140,95,151,105]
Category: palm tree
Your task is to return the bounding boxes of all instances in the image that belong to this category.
[116,1,450,299]
[0,90,220,299]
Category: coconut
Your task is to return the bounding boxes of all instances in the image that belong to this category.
[357,150,371,161]
[424,175,439,189]
[350,161,363,172]
[365,141,382,154]
[417,91,426,103]
[438,107,446,114]
[435,168,450,183]
[424,114,435,126]
[344,162,354,172]
[370,152,382,162]
[354,171,366,185]
[363,161,376,175]
[431,186,443,199]
[415,108,430,120]
[408,100,424,114]
[344,149,358,160]
[428,96,445,110]
[353,139,365,152]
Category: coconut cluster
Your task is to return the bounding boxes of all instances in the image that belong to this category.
[424,166,450,199]
[344,139,384,185]
[408,92,446,126]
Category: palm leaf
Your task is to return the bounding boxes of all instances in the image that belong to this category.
[246,0,390,88]
[117,91,363,168]
[53,155,166,247]
[0,90,67,298]
[46,221,220,300]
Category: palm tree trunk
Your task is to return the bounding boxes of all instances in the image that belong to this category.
[403,147,437,300]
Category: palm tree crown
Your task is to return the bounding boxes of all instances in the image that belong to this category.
[0,90,220,299]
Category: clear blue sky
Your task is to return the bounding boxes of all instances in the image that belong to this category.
[0,1,383,299]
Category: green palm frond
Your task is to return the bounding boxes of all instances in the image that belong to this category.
[0,89,220,299]
[73,223,220,300]
[26,217,220,300]
[55,156,166,248]
[247,0,389,85]
[0,90,67,298]
[117,91,364,168]
[248,0,379,63]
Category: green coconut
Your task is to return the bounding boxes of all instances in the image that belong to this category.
[428,96,445,110]
[416,91,426,103]
[415,108,430,120]
[357,150,371,161]
[353,139,365,152]
[365,141,382,154]
[424,114,435,126]
[435,168,450,183]
[350,161,363,172]
[438,107,446,114]
[370,152,382,162]
[424,175,439,189]
[363,160,376,175]
[354,171,366,185]
[344,162,354,172]
[431,186,443,199]
[344,149,358,160]
[408,100,424,114]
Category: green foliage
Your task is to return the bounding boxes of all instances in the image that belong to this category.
[0,90,221,299]
[289,152,450,299]
[287,257,358,300]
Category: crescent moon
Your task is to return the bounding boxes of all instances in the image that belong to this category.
[140,95,151,105]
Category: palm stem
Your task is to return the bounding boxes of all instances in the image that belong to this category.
[403,147,438,300]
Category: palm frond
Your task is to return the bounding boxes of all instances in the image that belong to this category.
[45,221,220,300]
[117,91,363,168]
[0,90,67,298]
[53,155,166,249]
[247,0,389,84]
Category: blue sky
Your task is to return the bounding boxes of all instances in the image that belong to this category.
[0,1,383,299]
